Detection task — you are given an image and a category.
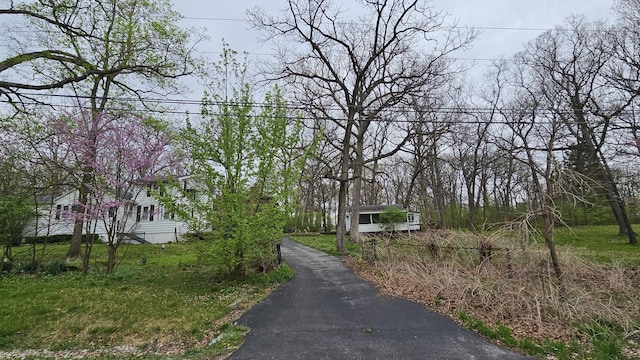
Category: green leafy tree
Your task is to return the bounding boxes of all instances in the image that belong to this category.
[163,47,311,275]
[1,0,200,107]
[0,196,34,272]
[0,146,35,272]
[379,206,407,233]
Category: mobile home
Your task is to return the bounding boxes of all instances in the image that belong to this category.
[346,205,420,233]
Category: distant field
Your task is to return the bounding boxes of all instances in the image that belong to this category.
[292,225,640,266]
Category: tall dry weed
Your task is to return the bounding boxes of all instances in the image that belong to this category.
[357,231,640,341]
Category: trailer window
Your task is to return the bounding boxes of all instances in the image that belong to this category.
[359,214,372,224]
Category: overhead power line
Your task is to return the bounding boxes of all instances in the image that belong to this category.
[180,15,598,33]
[2,92,639,126]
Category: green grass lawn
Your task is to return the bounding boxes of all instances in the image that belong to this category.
[553,225,640,265]
[2,227,635,358]
[289,234,361,257]
[0,240,293,359]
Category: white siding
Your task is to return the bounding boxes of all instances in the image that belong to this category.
[346,207,421,233]
[24,178,195,243]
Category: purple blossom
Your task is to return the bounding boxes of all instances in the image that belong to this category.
[47,109,175,227]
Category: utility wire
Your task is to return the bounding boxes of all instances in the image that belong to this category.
[9,91,639,115]
[2,96,637,126]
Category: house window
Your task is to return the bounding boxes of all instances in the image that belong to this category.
[149,205,154,222]
[359,214,372,224]
[136,205,141,222]
[142,206,150,221]
[55,204,62,220]
[407,213,415,222]
[371,213,380,223]
[163,206,174,220]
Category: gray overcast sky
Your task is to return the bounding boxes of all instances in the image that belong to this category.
[170,0,615,103]
[172,0,615,64]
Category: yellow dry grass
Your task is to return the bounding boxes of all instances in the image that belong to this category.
[348,230,640,343]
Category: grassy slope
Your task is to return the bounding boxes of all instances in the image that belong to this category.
[0,241,292,358]
[553,225,640,265]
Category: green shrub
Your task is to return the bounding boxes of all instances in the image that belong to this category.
[380,206,407,231]
[16,261,41,273]
[23,234,70,244]
[22,234,99,245]
[43,261,67,275]
[247,264,294,286]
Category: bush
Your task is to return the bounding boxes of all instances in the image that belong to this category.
[380,206,407,231]
[247,264,294,285]
[23,234,71,244]
[22,234,99,245]
[16,261,41,273]
[43,261,64,275]
[181,232,206,241]
[1,261,12,273]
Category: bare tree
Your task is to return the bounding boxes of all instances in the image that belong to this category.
[249,0,475,252]
[517,16,637,244]
[497,90,567,281]
[404,91,453,227]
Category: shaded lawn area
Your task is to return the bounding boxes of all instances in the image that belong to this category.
[553,225,640,266]
[0,240,292,358]
[289,234,361,257]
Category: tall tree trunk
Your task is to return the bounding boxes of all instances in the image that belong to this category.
[67,175,90,259]
[106,244,116,275]
[336,180,348,254]
[542,205,563,282]
[600,162,637,243]
[575,117,637,244]
[335,120,355,254]
[349,131,366,244]
[428,144,447,227]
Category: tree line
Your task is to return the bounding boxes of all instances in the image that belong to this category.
[2,0,640,278]
[252,0,640,263]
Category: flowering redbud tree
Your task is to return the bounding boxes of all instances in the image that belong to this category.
[49,109,175,274]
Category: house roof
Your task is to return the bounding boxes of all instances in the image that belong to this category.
[35,189,76,204]
[346,204,408,213]
[133,174,192,184]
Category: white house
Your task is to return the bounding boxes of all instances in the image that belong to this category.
[346,204,421,233]
[24,175,197,244]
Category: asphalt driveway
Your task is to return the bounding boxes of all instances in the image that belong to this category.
[229,237,531,359]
